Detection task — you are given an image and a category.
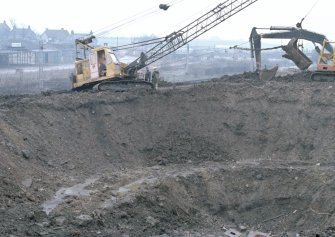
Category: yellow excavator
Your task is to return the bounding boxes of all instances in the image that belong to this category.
[72,0,260,91]
[73,36,153,91]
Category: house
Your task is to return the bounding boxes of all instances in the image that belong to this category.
[69,30,92,41]
[5,25,39,50]
[9,25,37,42]
[61,30,94,63]
[0,20,10,40]
[0,24,39,66]
[0,23,93,66]
[41,28,70,44]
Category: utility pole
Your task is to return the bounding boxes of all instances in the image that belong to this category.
[185,44,189,74]
[38,41,44,90]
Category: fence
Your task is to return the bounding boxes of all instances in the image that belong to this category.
[0,66,74,95]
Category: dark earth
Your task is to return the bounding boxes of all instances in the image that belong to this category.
[0,72,334,236]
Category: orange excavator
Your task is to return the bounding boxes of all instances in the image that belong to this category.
[249,26,333,72]
[311,40,335,81]
[246,26,335,80]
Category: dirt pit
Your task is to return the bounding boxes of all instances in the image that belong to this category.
[0,72,335,236]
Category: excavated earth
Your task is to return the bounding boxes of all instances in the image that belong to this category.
[0,72,335,237]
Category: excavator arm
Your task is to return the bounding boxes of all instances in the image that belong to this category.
[125,0,260,76]
[249,26,334,71]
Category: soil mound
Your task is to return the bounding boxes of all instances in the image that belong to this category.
[0,73,334,236]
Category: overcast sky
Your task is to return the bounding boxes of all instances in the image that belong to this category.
[0,0,333,43]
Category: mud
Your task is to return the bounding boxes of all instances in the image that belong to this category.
[0,72,334,236]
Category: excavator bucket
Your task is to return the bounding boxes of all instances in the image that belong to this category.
[281,38,312,70]
[259,65,278,80]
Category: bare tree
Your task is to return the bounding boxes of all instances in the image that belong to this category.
[9,18,16,28]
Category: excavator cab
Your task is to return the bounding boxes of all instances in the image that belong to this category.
[73,43,125,90]
[316,40,335,70]
[311,40,335,81]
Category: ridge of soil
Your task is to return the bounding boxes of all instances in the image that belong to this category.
[0,72,334,236]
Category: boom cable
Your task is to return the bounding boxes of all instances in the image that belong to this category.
[95,0,187,50]
[296,0,321,28]
[94,0,186,38]
[157,0,223,36]
[112,37,166,51]
[113,0,224,52]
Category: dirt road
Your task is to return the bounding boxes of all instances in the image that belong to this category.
[0,73,334,236]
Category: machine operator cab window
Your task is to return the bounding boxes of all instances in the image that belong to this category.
[97,50,107,77]
[108,51,119,65]
[97,49,120,77]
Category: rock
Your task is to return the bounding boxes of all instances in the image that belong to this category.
[247,231,270,237]
[38,231,50,236]
[256,174,263,180]
[47,160,55,167]
[119,211,129,219]
[239,225,247,232]
[36,221,50,228]
[146,216,159,226]
[3,177,11,185]
[26,194,37,202]
[54,216,66,226]
[42,91,51,96]
[158,159,167,166]
[0,208,6,215]
[117,187,130,197]
[74,214,93,227]
[296,218,305,226]
[27,211,35,220]
[28,210,47,222]
[22,149,32,159]
[65,199,73,204]
[158,234,169,237]
[225,229,242,237]
[22,178,33,188]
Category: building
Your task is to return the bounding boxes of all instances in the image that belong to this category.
[41,28,70,44]
[0,20,10,41]
[0,25,39,66]
[0,25,90,66]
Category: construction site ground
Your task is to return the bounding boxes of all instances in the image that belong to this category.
[0,72,334,237]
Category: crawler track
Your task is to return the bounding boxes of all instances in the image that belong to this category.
[95,79,154,92]
[311,71,335,81]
